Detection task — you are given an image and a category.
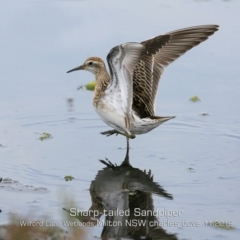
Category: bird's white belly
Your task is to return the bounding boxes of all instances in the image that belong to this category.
[94,97,165,135]
[94,95,130,134]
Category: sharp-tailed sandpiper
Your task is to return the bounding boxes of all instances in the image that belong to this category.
[67,25,219,149]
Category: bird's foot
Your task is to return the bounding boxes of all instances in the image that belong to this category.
[101,130,119,137]
[101,130,135,139]
[99,158,118,168]
[128,133,136,139]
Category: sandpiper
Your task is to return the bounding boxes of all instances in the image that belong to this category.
[67,25,219,148]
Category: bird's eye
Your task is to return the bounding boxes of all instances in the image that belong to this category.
[88,62,93,66]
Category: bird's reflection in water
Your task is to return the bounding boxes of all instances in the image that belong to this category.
[78,149,177,240]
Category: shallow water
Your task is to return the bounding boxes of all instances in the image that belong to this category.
[1,0,240,239]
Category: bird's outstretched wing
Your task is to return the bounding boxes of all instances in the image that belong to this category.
[132,25,219,118]
[106,43,145,130]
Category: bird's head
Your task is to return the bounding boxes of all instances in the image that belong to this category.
[67,57,105,75]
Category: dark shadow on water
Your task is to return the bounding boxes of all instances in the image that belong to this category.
[66,98,74,112]
[68,149,178,240]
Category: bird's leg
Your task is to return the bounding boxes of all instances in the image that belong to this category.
[125,137,130,163]
[120,137,131,167]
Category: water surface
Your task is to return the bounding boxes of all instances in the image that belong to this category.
[0,0,240,239]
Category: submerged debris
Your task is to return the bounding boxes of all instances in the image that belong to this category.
[189,96,201,102]
[187,167,196,172]
[206,221,236,230]
[0,178,47,192]
[39,132,52,141]
[0,213,87,240]
[200,112,209,116]
[66,98,74,111]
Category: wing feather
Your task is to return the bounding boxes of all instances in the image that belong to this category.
[132,25,219,118]
[106,43,145,130]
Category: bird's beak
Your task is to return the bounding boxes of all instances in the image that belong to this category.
[67,65,84,73]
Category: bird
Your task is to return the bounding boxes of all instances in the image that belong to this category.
[67,25,219,149]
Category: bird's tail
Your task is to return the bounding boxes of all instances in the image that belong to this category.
[150,116,175,123]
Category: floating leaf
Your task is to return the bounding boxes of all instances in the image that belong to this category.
[85,81,96,91]
[189,96,201,102]
[39,132,52,141]
[64,175,74,181]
